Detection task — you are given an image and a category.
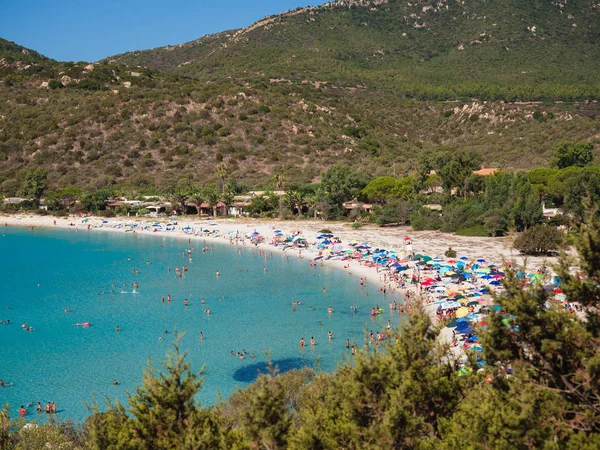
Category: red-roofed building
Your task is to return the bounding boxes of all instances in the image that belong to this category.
[472,165,500,176]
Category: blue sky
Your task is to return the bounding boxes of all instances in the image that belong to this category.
[0,0,322,62]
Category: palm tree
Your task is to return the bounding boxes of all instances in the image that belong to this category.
[273,173,285,219]
[189,186,204,216]
[221,190,235,216]
[216,163,230,194]
[170,189,190,216]
[284,190,307,216]
[203,186,220,217]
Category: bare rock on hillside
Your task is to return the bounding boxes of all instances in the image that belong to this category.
[60,75,72,86]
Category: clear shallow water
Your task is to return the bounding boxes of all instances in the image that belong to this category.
[0,227,404,422]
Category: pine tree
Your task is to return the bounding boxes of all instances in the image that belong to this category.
[291,308,461,449]
[480,212,600,436]
[127,337,204,448]
[239,363,292,450]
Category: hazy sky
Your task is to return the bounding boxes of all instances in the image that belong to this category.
[1,0,321,62]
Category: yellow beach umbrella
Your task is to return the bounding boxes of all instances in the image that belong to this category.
[455,307,469,318]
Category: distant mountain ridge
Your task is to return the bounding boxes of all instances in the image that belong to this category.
[104,0,600,101]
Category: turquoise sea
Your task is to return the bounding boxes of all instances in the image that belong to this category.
[0,226,404,422]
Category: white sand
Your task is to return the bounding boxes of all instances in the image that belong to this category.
[0,214,555,291]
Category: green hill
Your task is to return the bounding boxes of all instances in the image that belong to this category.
[0,37,50,62]
[1,0,600,196]
[105,0,600,101]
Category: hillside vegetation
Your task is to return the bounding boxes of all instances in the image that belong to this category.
[2,0,600,195]
[106,0,600,101]
[2,67,600,195]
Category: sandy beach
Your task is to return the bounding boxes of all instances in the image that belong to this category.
[0,213,556,293]
[3,212,564,365]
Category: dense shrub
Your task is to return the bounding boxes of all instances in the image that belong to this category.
[513,224,565,255]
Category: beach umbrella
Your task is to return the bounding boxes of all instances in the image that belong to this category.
[446,318,459,328]
[459,256,469,261]
[455,324,473,335]
[476,258,486,263]
[420,255,433,263]
[447,259,457,264]
[438,300,461,309]
[455,307,469,318]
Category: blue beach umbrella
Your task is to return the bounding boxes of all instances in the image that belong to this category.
[455,323,473,334]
